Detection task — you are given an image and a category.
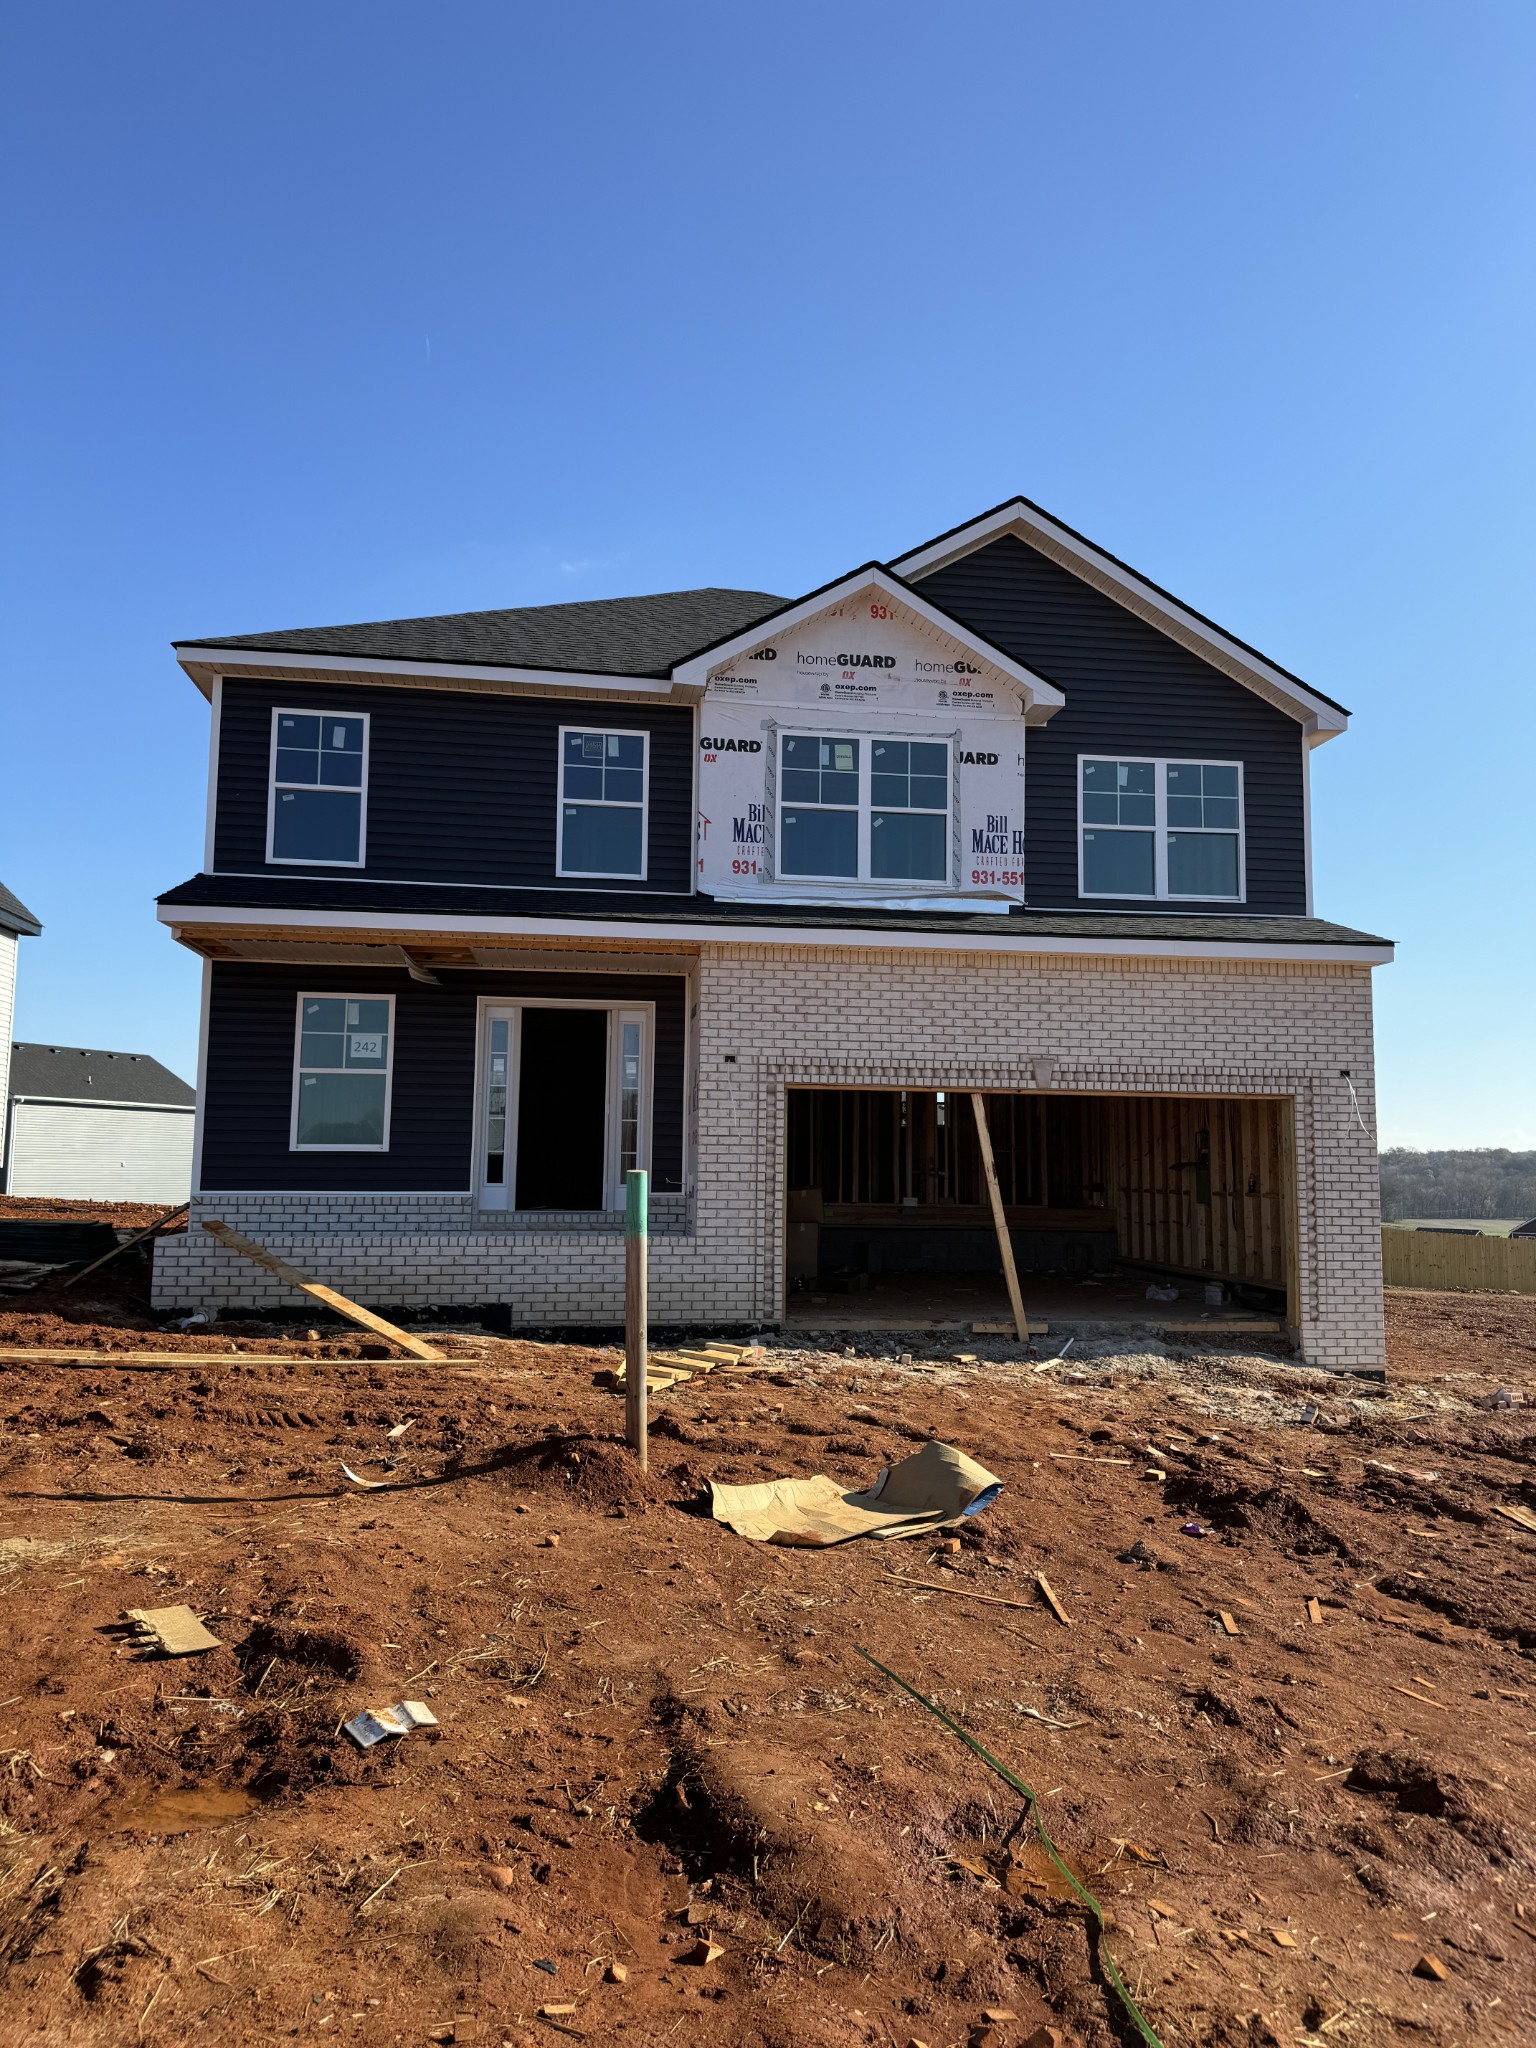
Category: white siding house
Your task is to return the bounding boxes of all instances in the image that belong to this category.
[4,1044,196,1203]
[0,882,43,1172]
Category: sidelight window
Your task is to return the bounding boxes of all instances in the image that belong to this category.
[1080,756,1243,900]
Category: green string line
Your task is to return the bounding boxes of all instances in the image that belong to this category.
[854,1645,1164,2048]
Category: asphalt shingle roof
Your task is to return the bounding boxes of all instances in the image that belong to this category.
[157,873,1389,949]
[9,1043,195,1107]
[0,882,41,937]
[184,587,789,679]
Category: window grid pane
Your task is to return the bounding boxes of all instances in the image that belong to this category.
[1080,758,1242,900]
[560,730,647,877]
[296,995,390,1147]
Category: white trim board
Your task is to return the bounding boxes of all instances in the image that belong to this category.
[174,644,686,705]
[10,1096,195,1114]
[159,901,1394,966]
[669,564,1066,719]
[890,499,1349,741]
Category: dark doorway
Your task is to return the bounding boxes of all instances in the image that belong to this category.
[516,1008,608,1209]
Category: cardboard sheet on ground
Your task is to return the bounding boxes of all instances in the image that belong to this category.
[709,1439,1002,1547]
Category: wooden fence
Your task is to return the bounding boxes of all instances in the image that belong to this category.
[1382,1229,1536,1294]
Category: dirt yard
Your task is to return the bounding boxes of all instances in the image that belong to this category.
[0,1255,1533,2047]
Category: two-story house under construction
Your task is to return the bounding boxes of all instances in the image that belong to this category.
[154,497,1392,1367]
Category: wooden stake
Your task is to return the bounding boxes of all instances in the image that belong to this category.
[199,1221,443,1361]
[1035,1572,1072,1626]
[970,1093,1028,1344]
[624,1169,649,1472]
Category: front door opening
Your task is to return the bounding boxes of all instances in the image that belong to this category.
[478,1001,652,1213]
[517,1007,608,1209]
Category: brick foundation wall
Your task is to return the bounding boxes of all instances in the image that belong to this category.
[153,944,1386,1368]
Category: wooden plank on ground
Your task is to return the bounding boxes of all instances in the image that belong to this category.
[972,1321,1051,1337]
[1035,1572,1072,1626]
[0,1349,458,1372]
[200,1220,444,1361]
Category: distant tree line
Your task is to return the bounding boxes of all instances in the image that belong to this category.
[1379,1148,1536,1222]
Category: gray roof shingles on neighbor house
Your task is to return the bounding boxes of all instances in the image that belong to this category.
[9,1044,195,1109]
[0,883,42,938]
[189,587,789,678]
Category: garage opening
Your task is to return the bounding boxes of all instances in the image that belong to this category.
[784,1088,1294,1327]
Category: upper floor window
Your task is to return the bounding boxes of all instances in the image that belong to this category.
[558,728,648,879]
[291,994,393,1149]
[1079,756,1243,900]
[269,710,368,866]
[780,733,950,883]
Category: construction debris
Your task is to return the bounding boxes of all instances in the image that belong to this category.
[709,1440,1001,1547]
[611,1339,769,1391]
[343,1699,440,1749]
[120,1605,221,1656]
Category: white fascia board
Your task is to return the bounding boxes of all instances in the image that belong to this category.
[173,644,682,704]
[159,901,1393,967]
[891,501,1349,740]
[667,564,1067,716]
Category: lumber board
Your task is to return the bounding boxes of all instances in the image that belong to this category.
[970,1095,1028,1343]
[0,1347,463,1372]
[1159,1319,1283,1336]
[201,1220,444,1361]
[972,1321,1051,1337]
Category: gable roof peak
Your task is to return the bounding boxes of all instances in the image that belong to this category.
[891,494,1349,737]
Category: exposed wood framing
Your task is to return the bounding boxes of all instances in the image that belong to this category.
[1101,1097,1288,1290]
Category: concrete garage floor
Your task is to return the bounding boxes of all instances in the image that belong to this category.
[782,1266,1283,1335]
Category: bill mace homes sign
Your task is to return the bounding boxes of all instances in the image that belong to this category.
[695,588,1036,905]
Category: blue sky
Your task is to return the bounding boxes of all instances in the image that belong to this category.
[2,3,1531,1148]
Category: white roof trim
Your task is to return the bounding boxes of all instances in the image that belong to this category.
[11,1094,195,1113]
[891,500,1349,740]
[173,643,684,705]
[667,564,1067,718]
[159,901,1392,967]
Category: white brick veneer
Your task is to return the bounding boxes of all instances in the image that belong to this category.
[153,944,1386,1368]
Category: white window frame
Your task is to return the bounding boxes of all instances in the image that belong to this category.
[473,996,654,1212]
[1077,754,1245,903]
[289,991,395,1152]
[556,725,650,881]
[266,707,370,868]
[776,729,954,887]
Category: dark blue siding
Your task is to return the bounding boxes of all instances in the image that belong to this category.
[916,535,1308,914]
[212,680,695,893]
[200,963,687,1194]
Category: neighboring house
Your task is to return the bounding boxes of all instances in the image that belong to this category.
[0,882,43,1171]
[1509,1220,1536,1240]
[152,494,1393,1367]
[4,1045,195,1202]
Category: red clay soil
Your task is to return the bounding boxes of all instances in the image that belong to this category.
[0,1198,184,1230]
[0,1286,1533,2048]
